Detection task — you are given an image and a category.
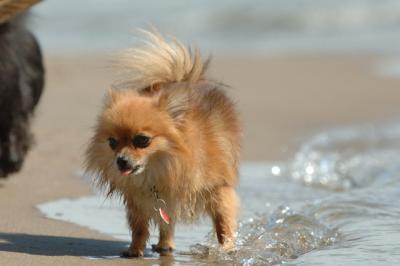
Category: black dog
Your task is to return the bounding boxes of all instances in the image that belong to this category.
[0,14,44,177]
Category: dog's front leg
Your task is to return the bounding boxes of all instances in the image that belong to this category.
[153,219,175,256]
[122,208,150,257]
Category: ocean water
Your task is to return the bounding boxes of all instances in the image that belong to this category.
[38,122,400,265]
[30,0,400,55]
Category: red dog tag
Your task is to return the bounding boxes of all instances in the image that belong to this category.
[159,208,170,224]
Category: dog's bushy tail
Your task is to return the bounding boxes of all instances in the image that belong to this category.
[116,29,208,90]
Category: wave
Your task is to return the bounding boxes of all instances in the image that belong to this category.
[289,123,400,190]
[32,0,400,53]
[203,0,400,34]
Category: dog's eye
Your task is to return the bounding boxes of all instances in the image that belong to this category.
[132,135,151,149]
[108,137,118,150]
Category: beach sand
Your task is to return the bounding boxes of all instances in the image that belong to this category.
[1,54,400,265]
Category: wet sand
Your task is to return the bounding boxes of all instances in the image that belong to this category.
[1,54,400,265]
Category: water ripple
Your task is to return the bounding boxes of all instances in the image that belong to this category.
[190,206,340,265]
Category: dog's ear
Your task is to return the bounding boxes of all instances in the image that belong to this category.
[156,87,190,123]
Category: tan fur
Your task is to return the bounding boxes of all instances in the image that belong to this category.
[85,30,241,257]
[114,29,208,92]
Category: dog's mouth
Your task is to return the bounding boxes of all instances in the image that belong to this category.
[119,164,143,176]
[116,156,144,176]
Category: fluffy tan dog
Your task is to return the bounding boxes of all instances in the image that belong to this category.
[85,31,241,257]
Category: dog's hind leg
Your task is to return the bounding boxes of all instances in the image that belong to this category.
[208,186,239,252]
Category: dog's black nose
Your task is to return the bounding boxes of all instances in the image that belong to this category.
[116,156,130,170]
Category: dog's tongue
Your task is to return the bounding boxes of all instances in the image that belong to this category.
[121,169,133,176]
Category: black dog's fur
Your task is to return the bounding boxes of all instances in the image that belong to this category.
[0,14,44,177]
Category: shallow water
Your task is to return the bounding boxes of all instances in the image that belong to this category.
[38,123,400,265]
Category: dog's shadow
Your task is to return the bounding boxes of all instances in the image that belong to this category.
[0,233,178,265]
[0,232,128,257]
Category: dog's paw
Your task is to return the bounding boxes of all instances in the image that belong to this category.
[221,240,236,254]
[121,248,144,258]
[151,244,173,256]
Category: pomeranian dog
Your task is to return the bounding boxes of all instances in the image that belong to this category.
[85,31,241,257]
[0,13,44,177]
